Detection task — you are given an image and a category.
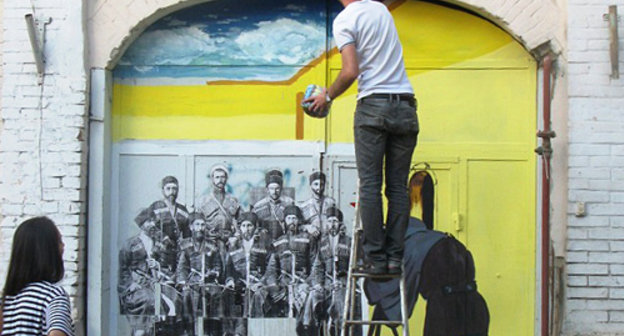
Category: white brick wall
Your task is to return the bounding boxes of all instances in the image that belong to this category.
[564,1,624,334]
[0,0,5,229]
[0,0,87,334]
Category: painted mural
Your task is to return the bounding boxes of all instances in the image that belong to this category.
[112,0,540,335]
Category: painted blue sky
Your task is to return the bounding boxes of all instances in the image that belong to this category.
[115,0,342,83]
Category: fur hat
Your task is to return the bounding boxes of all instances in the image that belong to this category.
[325,206,343,222]
[238,212,259,226]
[188,212,205,225]
[309,171,326,184]
[284,205,303,220]
[161,175,178,188]
[265,169,284,186]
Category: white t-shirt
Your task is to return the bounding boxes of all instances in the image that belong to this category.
[333,0,413,99]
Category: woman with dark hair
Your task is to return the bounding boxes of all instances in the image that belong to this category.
[409,170,435,230]
[0,216,74,336]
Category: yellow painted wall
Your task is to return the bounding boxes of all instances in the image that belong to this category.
[112,1,537,335]
[112,65,328,142]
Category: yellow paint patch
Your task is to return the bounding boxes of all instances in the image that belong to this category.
[112,64,327,141]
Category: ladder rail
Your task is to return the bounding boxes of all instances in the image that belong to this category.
[340,185,361,336]
[341,179,411,336]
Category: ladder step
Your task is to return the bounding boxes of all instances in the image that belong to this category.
[344,320,404,326]
[351,272,402,279]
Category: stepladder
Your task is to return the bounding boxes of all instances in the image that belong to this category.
[340,192,411,336]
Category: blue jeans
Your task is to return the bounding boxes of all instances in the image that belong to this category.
[353,94,419,265]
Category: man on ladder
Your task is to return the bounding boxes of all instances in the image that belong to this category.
[304,0,418,276]
[304,0,418,334]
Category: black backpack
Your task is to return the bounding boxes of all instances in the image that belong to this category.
[369,235,489,336]
[418,235,489,336]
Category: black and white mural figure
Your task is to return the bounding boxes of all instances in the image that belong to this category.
[119,208,159,336]
[266,205,324,334]
[298,172,336,236]
[177,213,224,335]
[197,165,241,249]
[223,212,273,335]
[252,170,295,241]
[148,176,191,284]
[318,207,357,336]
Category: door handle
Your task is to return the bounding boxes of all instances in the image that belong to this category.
[453,212,462,232]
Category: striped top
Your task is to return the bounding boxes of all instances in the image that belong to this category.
[1,281,74,336]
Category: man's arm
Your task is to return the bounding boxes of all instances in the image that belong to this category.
[328,44,359,100]
[303,44,358,113]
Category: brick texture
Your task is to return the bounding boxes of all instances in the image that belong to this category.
[0,0,87,335]
[563,2,624,335]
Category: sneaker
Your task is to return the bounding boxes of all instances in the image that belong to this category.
[357,262,388,276]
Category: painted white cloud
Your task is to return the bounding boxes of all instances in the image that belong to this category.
[119,17,326,81]
[235,18,325,65]
[120,26,219,65]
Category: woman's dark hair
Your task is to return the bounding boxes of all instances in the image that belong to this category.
[2,216,64,296]
[409,171,435,230]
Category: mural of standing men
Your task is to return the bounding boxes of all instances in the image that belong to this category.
[118,208,160,336]
[117,168,357,336]
[177,213,224,336]
[266,205,323,335]
[224,212,273,335]
[253,169,294,241]
[197,164,241,246]
[298,171,336,236]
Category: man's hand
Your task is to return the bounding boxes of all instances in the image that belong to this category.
[302,87,331,114]
[302,44,358,114]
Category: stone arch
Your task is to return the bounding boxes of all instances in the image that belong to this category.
[88,0,563,69]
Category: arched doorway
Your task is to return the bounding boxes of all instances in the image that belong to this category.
[108,0,537,334]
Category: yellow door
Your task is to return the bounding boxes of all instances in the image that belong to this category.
[328,1,537,335]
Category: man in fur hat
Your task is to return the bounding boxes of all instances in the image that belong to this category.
[147,175,190,282]
[253,169,294,241]
[177,212,224,335]
[223,212,273,335]
[266,205,323,334]
[317,207,359,335]
[298,171,336,237]
[118,208,160,336]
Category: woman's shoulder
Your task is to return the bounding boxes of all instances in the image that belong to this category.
[21,281,68,299]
